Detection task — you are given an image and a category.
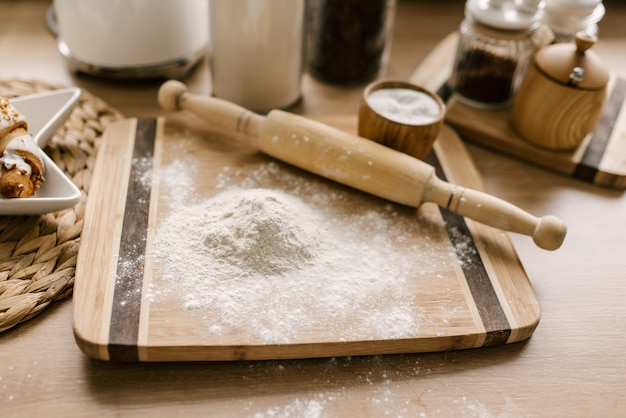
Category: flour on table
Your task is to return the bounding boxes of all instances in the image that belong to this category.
[150,160,462,343]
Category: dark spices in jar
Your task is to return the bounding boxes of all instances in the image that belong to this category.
[307,0,394,86]
[450,47,518,105]
[448,0,542,109]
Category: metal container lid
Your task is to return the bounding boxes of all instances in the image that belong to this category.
[534,32,610,89]
[466,0,543,31]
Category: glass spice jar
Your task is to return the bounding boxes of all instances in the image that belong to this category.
[307,0,396,86]
[449,0,545,109]
[542,0,605,44]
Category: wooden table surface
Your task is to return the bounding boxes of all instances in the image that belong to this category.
[2,0,626,416]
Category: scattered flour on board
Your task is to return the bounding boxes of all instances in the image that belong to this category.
[149,160,466,343]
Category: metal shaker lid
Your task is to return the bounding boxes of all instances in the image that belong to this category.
[534,32,610,89]
[466,0,543,31]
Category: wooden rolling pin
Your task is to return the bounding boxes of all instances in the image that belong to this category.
[158,80,567,250]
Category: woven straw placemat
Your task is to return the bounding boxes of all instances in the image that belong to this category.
[0,79,123,332]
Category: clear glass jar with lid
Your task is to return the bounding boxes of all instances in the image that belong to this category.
[449,0,546,108]
[542,0,605,44]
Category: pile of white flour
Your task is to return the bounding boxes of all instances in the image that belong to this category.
[196,188,322,277]
[150,160,461,343]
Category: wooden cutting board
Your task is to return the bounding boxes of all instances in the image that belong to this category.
[411,33,626,189]
[73,114,540,362]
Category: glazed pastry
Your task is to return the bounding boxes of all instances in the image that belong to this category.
[0,96,45,198]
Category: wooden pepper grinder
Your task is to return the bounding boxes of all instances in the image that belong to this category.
[511,32,610,151]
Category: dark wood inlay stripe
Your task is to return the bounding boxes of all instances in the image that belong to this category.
[573,77,626,182]
[108,118,157,361]
[426,151,511,346]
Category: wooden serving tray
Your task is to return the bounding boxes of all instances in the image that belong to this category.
[411,33,626,189]
[73,115,540,362]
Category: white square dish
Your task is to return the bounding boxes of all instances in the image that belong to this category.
[11,87,81,147]
[1,88,82,215]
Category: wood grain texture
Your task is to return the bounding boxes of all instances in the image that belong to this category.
[511,62,607,151]
[73,115,539,361]
[410,33,626,189]
[357,80,445,160]
[4,1,626,416]
[72,119,138,361]
[108,118,157,361]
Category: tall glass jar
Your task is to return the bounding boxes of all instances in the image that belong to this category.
[307,0,396,86]
[449,0,545,109]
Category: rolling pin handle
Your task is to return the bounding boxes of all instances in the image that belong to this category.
[424,177,567,250]
[158,80,188,112]
[533,215,567,251]
[158,80,265,139]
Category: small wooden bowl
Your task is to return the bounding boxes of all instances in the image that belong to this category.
[358,80,446,160]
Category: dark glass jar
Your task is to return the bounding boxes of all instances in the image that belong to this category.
[449,0,543,108]
[307,0,395,86]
